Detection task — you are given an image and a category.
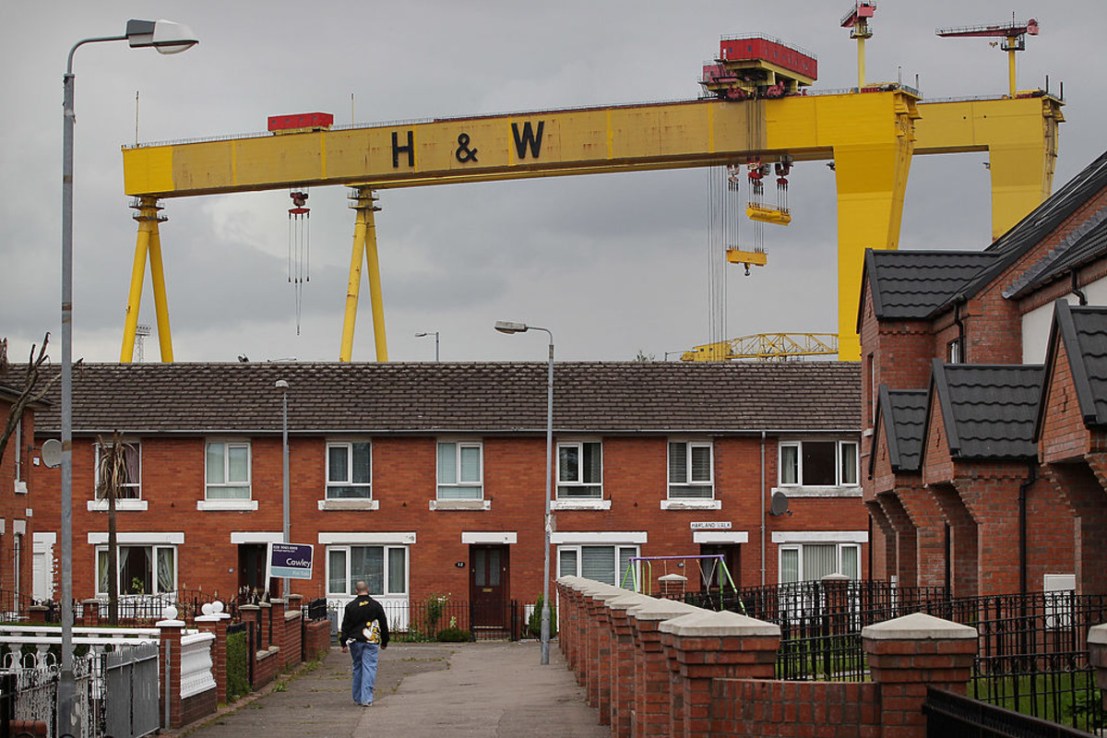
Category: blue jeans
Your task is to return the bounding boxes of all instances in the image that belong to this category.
[349,641,380,705]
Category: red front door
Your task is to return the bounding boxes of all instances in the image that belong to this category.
[470,545,509,629]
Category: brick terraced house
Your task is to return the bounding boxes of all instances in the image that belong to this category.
[860,149,1107,598]
[10,361,868,628]
[0,380,38,611]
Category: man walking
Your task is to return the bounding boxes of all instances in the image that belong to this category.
[340,580,390,706]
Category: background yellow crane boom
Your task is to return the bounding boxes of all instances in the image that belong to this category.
[682,333,839,362]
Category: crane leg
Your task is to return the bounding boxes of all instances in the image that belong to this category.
[987,104,1061,239]
[147,212,175,362]
[832,104,917,361]
[120,197,159,363]
[340,188,389,362]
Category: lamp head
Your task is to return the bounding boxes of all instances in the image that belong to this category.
[126,19,199,54]
[275,379,289,391]
[415,332,433,338]
[494,321,528,335]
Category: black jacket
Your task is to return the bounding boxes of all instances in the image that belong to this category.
[340,594,390,647]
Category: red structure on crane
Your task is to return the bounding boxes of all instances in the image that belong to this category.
[700,35,817,100]
[936,16,1041,97]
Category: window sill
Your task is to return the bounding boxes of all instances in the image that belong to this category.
[661,499,722,511]
[196,499,259,512]
[773,485,862,498]
[551,499,612,511]
[87,499,148,512]
[429,500,490,512]
[318,499,379,511]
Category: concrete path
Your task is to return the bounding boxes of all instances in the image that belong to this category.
[175,641,609,738]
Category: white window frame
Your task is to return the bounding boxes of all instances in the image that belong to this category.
[778,440,860,488]
[436,440,484,500]
[200,440,256,511]
[95,544,177,596]
[667,440,715,499]
[90,441,146,511]
[556,544,640,590]
[778,542,861,584]
[325,440,372,500]
[325,544,409,597]
[556,441,603,500]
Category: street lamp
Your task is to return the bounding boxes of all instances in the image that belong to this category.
[60,18,197,734]
[494,320,554,665]
[415,331,440,361]
[276,380,290,598]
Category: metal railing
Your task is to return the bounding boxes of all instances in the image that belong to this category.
[691,581,1106,732]
[325,599,523,642]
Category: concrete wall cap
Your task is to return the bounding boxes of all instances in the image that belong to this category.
[628,598,701,621]
[589,588,634,603]
[606,592,650,610]
[862,612,977,640]
[579,580,622,595]
[1089,624,1107,646]
[658,610,780,638]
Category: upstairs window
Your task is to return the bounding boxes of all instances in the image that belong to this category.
[668,441,714,499]
[327,441,372,499]
[779,440,858,487]
[437,441,483,500]
[557,442,602,499]
[205,441,251,500]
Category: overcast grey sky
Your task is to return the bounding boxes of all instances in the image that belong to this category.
[2,1,1103,364]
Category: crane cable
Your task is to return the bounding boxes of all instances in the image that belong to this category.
[288,189,311,335]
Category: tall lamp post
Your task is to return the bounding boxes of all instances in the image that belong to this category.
[276,380,290,597]
[494,320,554,665]
[415,331,440,361]
[60,19,197,732]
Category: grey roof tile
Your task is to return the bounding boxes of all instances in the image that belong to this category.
[8,361,861,436]
[865,251,997,320]
[878,388,927,472]
[1003,210,1107,299]
[930,360,1043,460]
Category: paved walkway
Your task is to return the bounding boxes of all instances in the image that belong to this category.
[176,641,609,738]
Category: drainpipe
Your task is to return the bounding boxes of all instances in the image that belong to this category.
[1071,271,1088,306]
[760,431,767,586]
[1019,463,1036,596]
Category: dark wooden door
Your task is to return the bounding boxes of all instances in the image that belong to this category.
[470,545,508,628]
[238,544,268,600]
[699,544,741,592]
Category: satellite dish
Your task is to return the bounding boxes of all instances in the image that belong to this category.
[770,491,789,516]
[41,439,62,468]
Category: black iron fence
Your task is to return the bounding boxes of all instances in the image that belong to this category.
[925,687,1097,738]
[690,581,1106,733]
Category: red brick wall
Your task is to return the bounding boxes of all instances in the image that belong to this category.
[253,647,280,690]
[29,430,868,604]
[302,618,331,661]
[0,398,37,604]
[1040,339,1091,463]
[710,679,881,737]
[181,689,217,727]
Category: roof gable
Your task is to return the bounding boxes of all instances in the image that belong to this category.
[863,250,997,321]
[1038,300,1107,432]
[882,388,928,472]
[1003,209,1107,300]
[928,359,1043,461]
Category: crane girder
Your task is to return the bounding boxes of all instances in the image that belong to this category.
[682,333,839,362]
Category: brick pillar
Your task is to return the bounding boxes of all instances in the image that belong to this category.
[659,610,780,738]
[270,598,288,668]
[565,582,586,681]
[158,614,187,729]
[606,592,649,738]
[556,577,581,661]
[954,474,1024,596]
[195,603,230,705]
[821,573,852,638]
[898,486,947,590]
[1089,624,1107,715]
[928,482,978,598]
[239,604,261,687]
[866,499,897,582]
[628,597,700,738]
[879,492,919,588]
[81,599,100,627]
[579,581,621,708]
[258,602,272,651]
[1046,464,1107,595]
[287,594,303,664]
[863,612,977,738]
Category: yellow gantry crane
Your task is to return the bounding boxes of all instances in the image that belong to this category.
[118,21,1062,364]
